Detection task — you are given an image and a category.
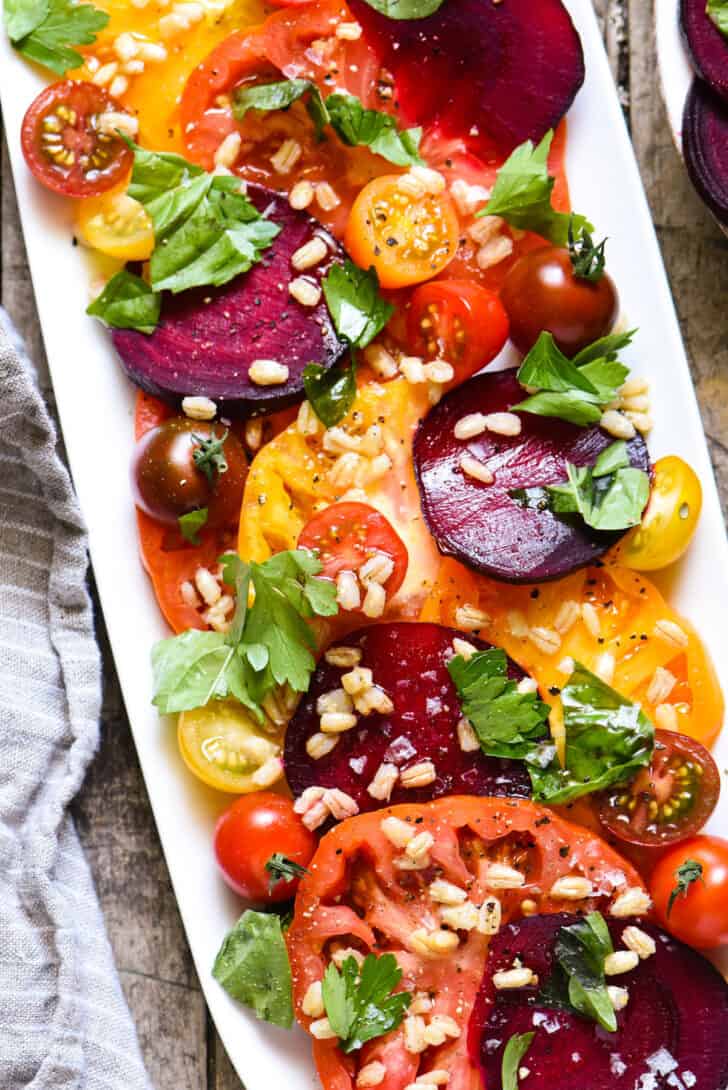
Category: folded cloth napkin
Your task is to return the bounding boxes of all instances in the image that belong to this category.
[0,311,154,1090]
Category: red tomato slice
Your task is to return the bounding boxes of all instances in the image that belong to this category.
[21,80,133,198]
[298,502,408,601]
[287,797,644,1090]
[406,280,509,385]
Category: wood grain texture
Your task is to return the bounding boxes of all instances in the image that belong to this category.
[0,3,726,1087]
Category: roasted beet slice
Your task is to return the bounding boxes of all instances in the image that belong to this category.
[413,370,650,584]
[284,622,531,811]
[681,0,728,103]
[470,913,728,1090]
[112,184,345,416]
[683,80,728,228]
[348,0,584,158]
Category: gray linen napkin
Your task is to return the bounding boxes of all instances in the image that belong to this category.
[0,310,154,1090]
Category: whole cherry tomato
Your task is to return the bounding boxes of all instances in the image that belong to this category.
[650,835,728,949]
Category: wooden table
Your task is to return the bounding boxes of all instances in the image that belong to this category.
[1,3,727,1087]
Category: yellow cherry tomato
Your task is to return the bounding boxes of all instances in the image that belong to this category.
[177,701,284,794]
[619,455,703,571]
[344,174,460,289]
[76,190,154,261]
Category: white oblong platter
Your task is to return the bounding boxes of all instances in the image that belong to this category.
[1,1,727,1087]
[655,0,692,151]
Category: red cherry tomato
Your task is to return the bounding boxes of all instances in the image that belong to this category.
[597,730,720,849]
[214,792,316,904]
[298,502,408,601]
[406,280,509,386]
[650,835,728,949]
[500,245,619,356]
[21,81,133,198]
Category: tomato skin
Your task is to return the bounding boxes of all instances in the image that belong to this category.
[344,175,460,289]
[214,793,316,903]
[619,456,703,571]
[406,281,509,385]
[21,81,133,198]
[298,502,408,601]
[500,246,619,356]
[132,417,248,530]
[76,189,154,261]
[650,835,728,949]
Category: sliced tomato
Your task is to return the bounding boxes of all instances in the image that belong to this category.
[597,730,720,848]
[406,281,509,385]
[298,502,408,602]
[178,702,284,793]
[21,81,133,198]
[618,455,703,572]
[76,188,154,261]
[287,797,644,1090]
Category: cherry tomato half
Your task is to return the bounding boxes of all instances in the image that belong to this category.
[132,417,248,530]
[21,81,133,199]
[178,702,284,795]
[597,730,720,848]
[214,792,316,903]
[500,245,619,356]
[650,835,728,949]
[76,189,154,261]
[619,455,703,571]
[407,280,509,385]
[344,175,459,289]
[298,501,408,602]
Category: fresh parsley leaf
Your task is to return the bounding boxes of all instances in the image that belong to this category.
[6,0,108,75]
[265,853,310,893]
[707,0,728,37]
[479,131,593,246]
[192,429,228,484]
[178,507,208,545]
[303,360,358,428]
[357,0,445,18]
[528,662,654,804]
[501,1032,535,1090]
[86,270,161,335]
[322,954,412,1053]
[568,219,607,283]
[667,858,704,917]
[541,912,617,1033]
[212,909,294,1028]
[447,649,550,761]
[545,449,650,532]
[323,260,394,350]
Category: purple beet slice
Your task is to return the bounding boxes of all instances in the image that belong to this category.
[348,0,584,158]
[683,79,728,228]
[284,621,531,812]
[112,184,345,416]
[681,0,728,103]
[470,913,728,1090]
[413,370,650,584]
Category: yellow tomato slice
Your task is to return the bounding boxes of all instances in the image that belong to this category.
[77,189,154,261]
[618,455,703,571]
[177,700,283,793]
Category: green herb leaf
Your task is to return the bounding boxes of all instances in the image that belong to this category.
[151,630,250,715]
[303,360,358,428]
[357,0,444,17]
[513,391,603,427]
[212,910,294,1028]
[7,0,108,74]
[570,329,637,368]
[86,270,161,335]
[501,1033,535,1090]
[545,451,650,532]
[447,649,550,761]
[322,954,412,1053]
[323,260,393,350]
[178,508,208,545]
[568,219,607,283]
[667,858,704,917]
[192,428,229,485]
[479,131,593,246]
[541,912,617,1033]
[265,853,311,893]
[707,0,728,37]
[233,78,315,121]
[528,662,654,804]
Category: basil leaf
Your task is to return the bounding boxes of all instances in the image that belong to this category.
[357,0,445,18]
[178,508,208,544]
[326,92,423,166]
[516,332,599,395]
[323,260,393,349]
[7,0,108,74]
[528,662,654,804]
[707,0,728,37]
[86,270,161,334]
[570,329,637,368]
[545,452,649,532]
[233,78,315,120]
[512,390,603,427]
[127,145,204,205]
[212,910,294,1029]
[323,954,412,1053]
[303,360,357,428]
[542,913,617,1033]
[480,131,593,246]
[501,1033,535,1090]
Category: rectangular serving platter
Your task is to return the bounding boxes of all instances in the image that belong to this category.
[2,1,727,1086]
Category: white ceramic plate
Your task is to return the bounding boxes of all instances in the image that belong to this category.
[655,0,692,151]
[2,2,727,1085]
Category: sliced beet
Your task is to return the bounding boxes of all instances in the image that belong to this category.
[683,79,728,228]
[681,0,728,103]
[112,184,345,416]
[413,370,650,584]
[470,913,728,1090]
[348,0,584,158]
[284,621,531,811]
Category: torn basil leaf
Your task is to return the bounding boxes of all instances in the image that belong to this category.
[540,912,617,1033]
[212,909,294,1028]
[86,270,161,335]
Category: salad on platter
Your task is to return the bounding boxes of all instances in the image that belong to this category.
[6,0,728,1085]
